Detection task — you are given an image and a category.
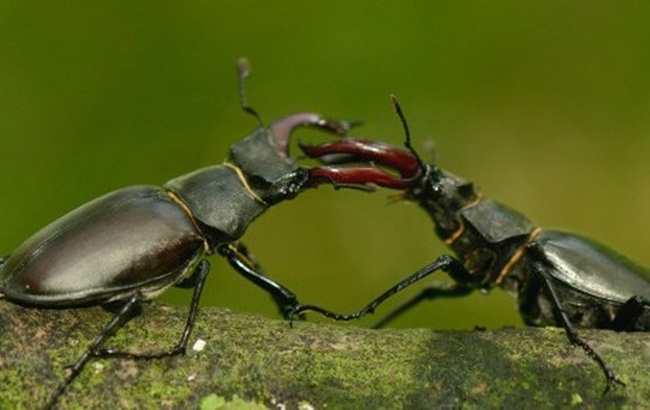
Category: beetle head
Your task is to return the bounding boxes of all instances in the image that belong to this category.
[231,59,356,204]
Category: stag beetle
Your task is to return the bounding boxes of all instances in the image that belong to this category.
[296,96,650,393]
[0,59,357,408]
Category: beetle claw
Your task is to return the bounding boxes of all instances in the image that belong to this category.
[268,114,358,156]
[299,138,421,189]
[308,165,412,189]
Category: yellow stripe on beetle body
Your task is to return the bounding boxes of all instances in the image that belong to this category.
[443,194,484,246]
[441,194,541,285]
[223,162,268,206]
[166,191,211,253]
[494,226,542,285]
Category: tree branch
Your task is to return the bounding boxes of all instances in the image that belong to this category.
[0,302,647,409]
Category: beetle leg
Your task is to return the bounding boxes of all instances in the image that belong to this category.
[371,283,474,329]
[611,295,650,331]
[299,138,421,189]
[530,260,625,394]
[219,243,305,319]
[47,293,144,409]
[288,254,471,322]
[269,114,359,156]
[95,260,210,360]
[162,259,210,356]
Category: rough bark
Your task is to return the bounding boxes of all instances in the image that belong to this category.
[0,302,648,409]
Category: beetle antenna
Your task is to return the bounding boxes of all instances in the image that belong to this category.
[390,95,426,173]
[237,58,265,127]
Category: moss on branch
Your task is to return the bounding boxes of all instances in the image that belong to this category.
[0,302,647,409]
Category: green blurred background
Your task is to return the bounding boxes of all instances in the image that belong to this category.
[0,2,648,330]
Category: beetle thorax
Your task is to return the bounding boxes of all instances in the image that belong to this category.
[411,168,539,288]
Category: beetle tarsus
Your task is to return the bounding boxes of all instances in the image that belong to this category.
[288,303,371,323]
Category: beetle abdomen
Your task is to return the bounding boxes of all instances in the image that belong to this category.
[0,186,205,307]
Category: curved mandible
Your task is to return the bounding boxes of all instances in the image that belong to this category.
[236,58,357,158]
[269,114,355,157]
[299,138,421,189]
